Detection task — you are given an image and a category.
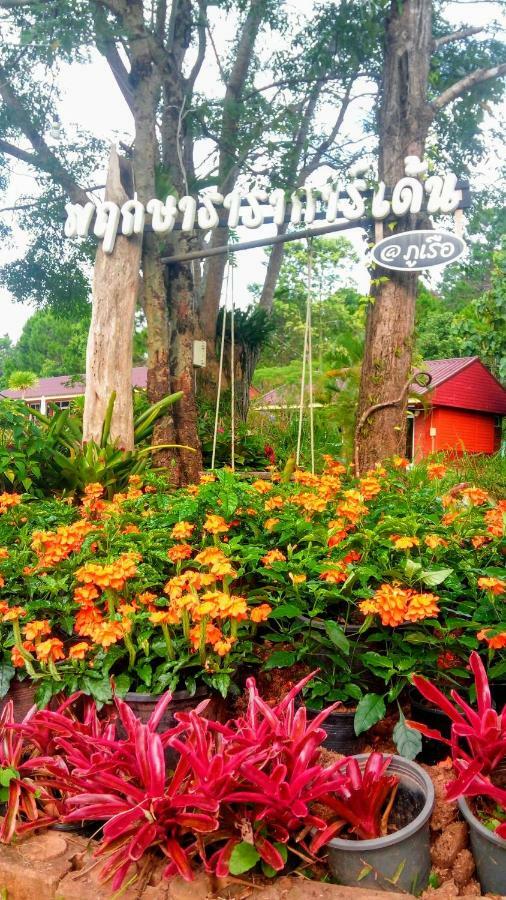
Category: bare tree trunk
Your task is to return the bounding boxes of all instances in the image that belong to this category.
[355,0,433,473]
[83,147,141,449]
[259,225,288,311]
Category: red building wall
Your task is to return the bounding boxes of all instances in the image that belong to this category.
[413,407,499,460]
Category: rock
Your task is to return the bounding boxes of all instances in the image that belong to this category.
[0,833,75,900]
[169,872,212,900]
[255,875,410,900]
[20,831,68,861]
[431,822,468,869]
[452,848,475,888]
[421,878,459,899]
[427,765,459,832]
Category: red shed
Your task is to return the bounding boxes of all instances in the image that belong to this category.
[408,357,506,460]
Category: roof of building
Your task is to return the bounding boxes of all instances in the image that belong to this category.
[2,366,148,401]
[413,357,506,415]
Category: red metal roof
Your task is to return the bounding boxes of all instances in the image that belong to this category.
[2,366,148,401]
[414,358,506,415]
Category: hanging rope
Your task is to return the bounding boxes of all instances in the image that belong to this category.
[211,260,230,470]
[296,240,315,473]
[230,261,236,471]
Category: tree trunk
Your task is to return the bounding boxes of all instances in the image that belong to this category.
[259,226,288,311]
[83,146,141,449]
[355,0,433,473]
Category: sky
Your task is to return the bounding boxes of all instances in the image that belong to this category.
[0,0,504,342]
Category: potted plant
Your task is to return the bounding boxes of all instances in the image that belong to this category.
[409,650,506,894]
[315,752,434,893]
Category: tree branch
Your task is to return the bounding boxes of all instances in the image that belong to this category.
[186,0,207,95]
[433,26,483,49]
[431,62,506,110]
[0,67,88,203]
[92,3,135,114]
[0,137,38,166]
[300,76,357,181]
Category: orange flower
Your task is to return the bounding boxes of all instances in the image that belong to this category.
[358,599,379,616]
[477,629,506,649]
[31,520,95,568]
[11,641,35,668]
[477,576,505,596]
[404,592,440,622]
[427,463,447,480]
[471,535,491,549]
[289,573,306,585]
[265,518,280,531]
[122,524,140,534]
[23,620,51,641]
[250,604,272,623]
[368,584,410,627]
[319,568,346,584]
[221,595,248,620]
[68,642,90,660]
[168,543,193,563]
[35,638,65,663]
[359,477,381,499]
[0,492,22,513]
[138,591,158,606]
[203,514,230,535]
[74,585,100,605]
[92,620,126,648]
[75,606,103,637]
[214,637,236,657]
[322,455,346,475]
[264,496,285,512]
[485,504,505,538]
[251,480,272,494]
[425,534,449,549]
[150,609,180,626]
[76,551,140,591]
[200,474,216,484]
[171,521,195,540]
[2,606,26,622]
[0,548,9,559]
[392,456,409,469]
[194,547,228,567]
[461,487,490,507]
[442,510,460,526]
[261,549,286,566]
[189,622,222,650]
[390,535,419,550]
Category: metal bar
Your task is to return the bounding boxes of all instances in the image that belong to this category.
[160,217,372,264]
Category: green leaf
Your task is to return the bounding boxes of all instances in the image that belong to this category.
[357,864,373,881]
[229,842,260,875]
[361,651,392,668]
[389,860,406,885]
[0,665,15,700]
[263,650,297,670]
[354,693,386,735]
[269,603,301,619]
[113,674,131,697]
[35,680,54,709]
[324,622,350,655]
[208,673,231,698]
[0,766,19,787]
[405,558,422,578]
[83,675,113,704]
[393,709,422,760]
[421,568,453,587]
[136,663,152,688]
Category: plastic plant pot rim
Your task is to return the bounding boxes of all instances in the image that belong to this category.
[458,796,506,849]
[325,753,435,852]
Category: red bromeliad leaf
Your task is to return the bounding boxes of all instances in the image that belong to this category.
[164,838,194,881]
[254,835,285,870]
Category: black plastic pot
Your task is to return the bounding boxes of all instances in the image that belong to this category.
[490,681,506,713]
[409,691,451,764]
[458,797,506,894]
[326,754,434,894]
[308,708,361,755]
[123,686,226,732]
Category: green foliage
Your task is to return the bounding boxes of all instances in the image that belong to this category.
[0,391,185,497]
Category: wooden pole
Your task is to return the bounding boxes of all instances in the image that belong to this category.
[83,147,142,450]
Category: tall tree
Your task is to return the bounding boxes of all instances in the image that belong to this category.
[355,0,506,472]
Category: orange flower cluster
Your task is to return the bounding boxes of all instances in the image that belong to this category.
[390,534,420,550]
[477,629,506,650]
[76,551,140,592]
[261,549,286,567]
[359,583,440,627]
[0,492,22,514]
[477,576,505,596]
[484,501,506,538]
[31,520,95,569]
[427,463,447,480]
[168,543,193,563]
[171,521,195,540]
[322,455,347,476]
[203,514,230,535]
[425,534,449,549]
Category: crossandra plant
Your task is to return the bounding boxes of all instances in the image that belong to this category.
[410,651,506,839]
[0,458,504,713]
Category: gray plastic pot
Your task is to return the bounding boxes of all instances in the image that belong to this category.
[326,754,434,894]
[458,797,506,894]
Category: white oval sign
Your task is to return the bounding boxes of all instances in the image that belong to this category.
[372,229,466,271]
